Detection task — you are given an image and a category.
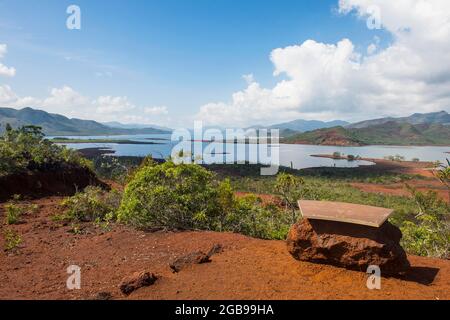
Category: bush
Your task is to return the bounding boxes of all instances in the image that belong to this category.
[60,186,121,223]
[5,203,22,225]
[225,194,290,240]
[274,173,304,224]
[434,159,450,203]
[117,161,232,230]
[4,202,39,225]
[400,186,450,258]
[3,229,22,251]
[332,152,341,159]
[0,125,92,176]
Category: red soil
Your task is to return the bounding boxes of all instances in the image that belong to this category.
[1,197,449,300]
[350,158,449,203]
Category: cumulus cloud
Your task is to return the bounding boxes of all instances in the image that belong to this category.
[195,0,450,127]
[144,106,169,116]
[0,44,16,77]
[0,85,169,125]
[94,96,135,114]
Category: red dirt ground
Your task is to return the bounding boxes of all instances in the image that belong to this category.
[1,197,449,300]
[348,158,449,203]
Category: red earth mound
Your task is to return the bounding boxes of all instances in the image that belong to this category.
[0,166,108,202]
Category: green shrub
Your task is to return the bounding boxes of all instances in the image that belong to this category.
[3,229,22,251]
[117,161,232,230]
[60,186,121,223]
[332,152,341,159]
[4,203,23,225]
[225,194,290,240]
[4,202,39,225]
[400,186,449,258]
[274,173,304,224]
[0,125,92,176]
[434,159,450,202]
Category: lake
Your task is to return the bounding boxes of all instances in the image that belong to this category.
[53,134,450,170]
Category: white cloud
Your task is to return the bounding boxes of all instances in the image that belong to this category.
[196,0,450,127]
[42,86,89,113]
[242,74,255,85]
[0,85,170,125]
[0,85,38,107]
[144,106,169,116]
[367,43,377,55]
[0,44,16,77]
[94,96,135,114]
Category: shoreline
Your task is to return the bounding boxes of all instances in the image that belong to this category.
[310,154,437,178]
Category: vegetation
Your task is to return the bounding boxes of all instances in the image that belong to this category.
[59,186,121,223]
[434,159,450,202]
[3,229,22,252]
[227,194,290,240]
[208,163,449,257]
[92,156,133,184]
[4,202,38,225]
[283,122,450,146]
[332,152,342,159]
[274,173,304,224]
[385,155,406,162]
[117,160,232,230]
[0,125,92,176]
[401,186,449,258]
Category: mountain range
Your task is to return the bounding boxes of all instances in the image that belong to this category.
[283,112,450,146]
[0,107,170,136]
[269,119,349,132]
[1,107,449,146]
[347,111,450,129]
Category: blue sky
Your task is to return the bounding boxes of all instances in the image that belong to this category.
[0,0,448,127]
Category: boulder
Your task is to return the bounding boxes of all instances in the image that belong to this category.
[119,271,158,295]
[286,219,410,275]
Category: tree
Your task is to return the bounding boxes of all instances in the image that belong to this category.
[274,173,304,224]
[434,159,450,202]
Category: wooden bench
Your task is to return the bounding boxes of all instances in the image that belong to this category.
[298,200,394,228]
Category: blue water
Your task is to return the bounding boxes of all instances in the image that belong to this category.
[51,134,450,170]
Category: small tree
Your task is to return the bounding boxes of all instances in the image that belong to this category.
[274,173,304,224]
[433,159,450,202]
[332,152,341,159]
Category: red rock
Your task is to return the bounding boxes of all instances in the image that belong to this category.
[119,271,158,295]
[286,219,410,275]
[169,244,223,273]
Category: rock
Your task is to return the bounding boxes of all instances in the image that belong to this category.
[170,244,223,273]
[286,219,410,275]
[119,271,158,295]
[92,291,113,300]
[206,243,224,256]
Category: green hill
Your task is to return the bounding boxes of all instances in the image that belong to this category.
[0,107,170,136]
[283,121,450,146]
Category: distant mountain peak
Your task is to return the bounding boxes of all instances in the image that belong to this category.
[0,107,170,136]
[268,119,350,133]
[347,110,450,129]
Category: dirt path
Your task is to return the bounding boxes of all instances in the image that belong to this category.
[1,197,449,300]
